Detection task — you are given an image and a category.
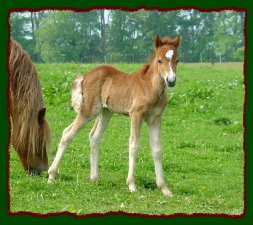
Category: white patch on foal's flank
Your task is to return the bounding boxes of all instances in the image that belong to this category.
[165,50,174,60]
[71,76,84,113]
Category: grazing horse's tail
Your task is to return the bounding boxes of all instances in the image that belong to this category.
[71,75,84,113]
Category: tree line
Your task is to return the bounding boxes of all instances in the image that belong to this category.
[10,9,245,64]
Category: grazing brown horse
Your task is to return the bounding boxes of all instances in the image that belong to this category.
[9,38,51,174]
[48,35,180,196]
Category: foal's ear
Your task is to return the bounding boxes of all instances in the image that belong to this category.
[38,108,46,125]
[154,35,163,49]
[172,35,181,48]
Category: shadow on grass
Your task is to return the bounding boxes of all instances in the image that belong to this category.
[138,177,157,190]
[213,117,232,126]
[57,174,75,182]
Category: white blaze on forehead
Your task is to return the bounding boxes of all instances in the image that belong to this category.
[165,50,174,60]
[163,50,176,86]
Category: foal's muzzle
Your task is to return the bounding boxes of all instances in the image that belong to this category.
[166,76,176,87]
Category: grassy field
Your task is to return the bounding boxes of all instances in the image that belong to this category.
[9,62,245,216]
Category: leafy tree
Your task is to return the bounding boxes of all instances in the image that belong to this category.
[36,11,102,63]
[30,11,45,61]
[10,10,245,63]
[213,11,244,62]
[10,13,33,56]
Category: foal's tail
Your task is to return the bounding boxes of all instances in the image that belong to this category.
[71,75,84,113]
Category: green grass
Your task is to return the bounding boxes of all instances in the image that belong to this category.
[9,62,245,216]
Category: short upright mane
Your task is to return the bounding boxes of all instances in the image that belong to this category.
[139,64,150,75]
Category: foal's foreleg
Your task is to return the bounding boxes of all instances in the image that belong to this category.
[148,117,172,197]
[89,109,112,182]
[127,113,143,192]
[48,114,89,182]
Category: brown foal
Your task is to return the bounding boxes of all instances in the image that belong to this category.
[48,35,180,196]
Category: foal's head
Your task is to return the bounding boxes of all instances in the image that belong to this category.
[154,35,181,87]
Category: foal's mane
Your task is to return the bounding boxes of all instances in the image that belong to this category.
[9,38,51,157]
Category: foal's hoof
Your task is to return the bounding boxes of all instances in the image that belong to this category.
[47,177,55,184]
[128,184,137,192]
[162,188,173,197]
[90,175,99,182]
[47,168,56,183]
[47,176,55,183]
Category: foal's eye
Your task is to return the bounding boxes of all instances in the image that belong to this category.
[158,59,163,64]
[176,59,179,64]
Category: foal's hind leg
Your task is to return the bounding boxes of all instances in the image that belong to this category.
[48,112,94,182]
[89,109,112,181]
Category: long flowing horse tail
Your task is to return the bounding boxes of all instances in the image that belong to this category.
[71,75,84,113]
